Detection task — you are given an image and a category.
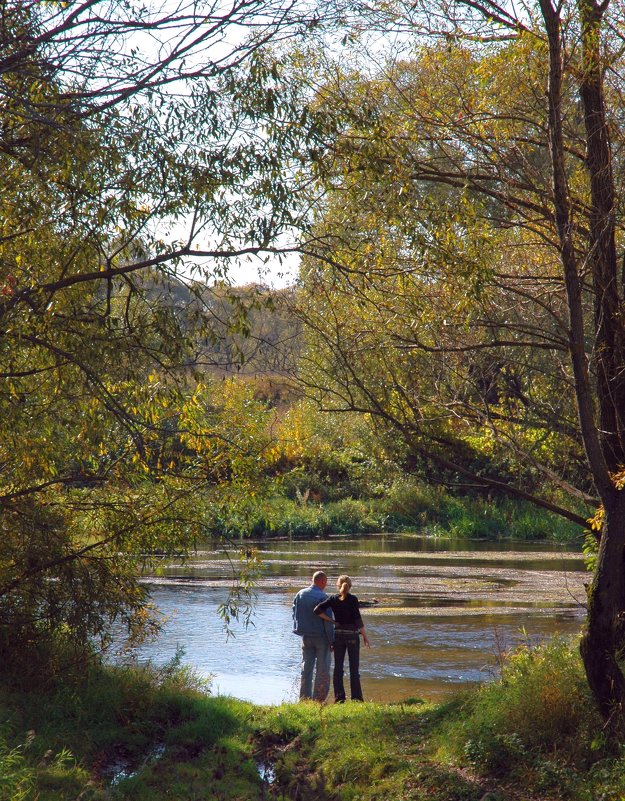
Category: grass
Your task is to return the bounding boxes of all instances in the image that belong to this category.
[432,638,602,789]
[0,658,261,801]
[3,638,625,800]
[213,481,584,543]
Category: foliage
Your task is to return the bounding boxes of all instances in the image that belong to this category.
[0,1,330,664]
[0,367,276,669]
[436,639,600,774]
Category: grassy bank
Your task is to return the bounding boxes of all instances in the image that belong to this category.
[3,639,625,800]
[214,481,583,542]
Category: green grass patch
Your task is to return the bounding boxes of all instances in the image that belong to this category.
[0,656,262,801]
[222,480,583,542]
[4,638,625,800]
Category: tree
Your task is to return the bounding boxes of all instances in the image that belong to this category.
[0,0,324,667]
[293,44,592,518]
[291,1,625,726]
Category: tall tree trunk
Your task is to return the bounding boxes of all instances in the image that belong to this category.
[580,492,625,730]
[578,0,624,470]
[575,0,625,729]
[540,0,625,727]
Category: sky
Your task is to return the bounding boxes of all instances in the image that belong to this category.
[211,251,300,288]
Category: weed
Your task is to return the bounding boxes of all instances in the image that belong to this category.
[435,638,602,787]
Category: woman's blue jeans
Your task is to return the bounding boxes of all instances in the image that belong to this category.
[333,630,363,701]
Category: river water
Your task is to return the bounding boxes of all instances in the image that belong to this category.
[129,533,587,705]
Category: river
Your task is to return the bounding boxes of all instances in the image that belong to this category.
[126,533,587,705]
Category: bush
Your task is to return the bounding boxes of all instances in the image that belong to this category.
[254,481,583,542]
[437,638,601,777]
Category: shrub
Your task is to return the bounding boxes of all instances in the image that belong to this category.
[438,638,601,776]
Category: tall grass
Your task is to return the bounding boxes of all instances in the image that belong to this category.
[212,479,583,542]
[433,638,604,792]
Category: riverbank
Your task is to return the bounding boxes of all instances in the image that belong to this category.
[213,482,584,542]
[3,639,624,801]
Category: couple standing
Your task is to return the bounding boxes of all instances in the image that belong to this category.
[292,570,370,703]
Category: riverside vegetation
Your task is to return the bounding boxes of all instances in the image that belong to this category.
[190,383,583,545]
[3,637,625,801]
[216,482,582,543]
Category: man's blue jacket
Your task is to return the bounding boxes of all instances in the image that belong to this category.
[292,584,334,641]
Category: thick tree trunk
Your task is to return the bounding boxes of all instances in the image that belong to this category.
[580,491,625,731]
[575,0,625,731]
[578,0,625,470]
[539,0,625,728]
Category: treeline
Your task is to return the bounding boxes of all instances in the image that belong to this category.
[139,274,302,378]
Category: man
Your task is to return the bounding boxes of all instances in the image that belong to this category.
[292,570,334,701]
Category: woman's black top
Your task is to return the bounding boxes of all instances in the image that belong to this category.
[314,593,364,631]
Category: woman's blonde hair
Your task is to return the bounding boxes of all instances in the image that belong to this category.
[337,574,352,600]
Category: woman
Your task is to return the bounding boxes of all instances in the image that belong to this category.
[314,574,370,703]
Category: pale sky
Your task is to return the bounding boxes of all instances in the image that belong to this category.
[214,252,300,288]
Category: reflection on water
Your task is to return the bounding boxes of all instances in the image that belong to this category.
[125,533,587,705]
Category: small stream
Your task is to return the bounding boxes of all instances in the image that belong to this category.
[122,533,587,704]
